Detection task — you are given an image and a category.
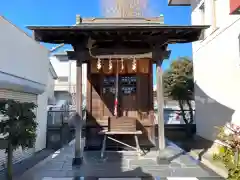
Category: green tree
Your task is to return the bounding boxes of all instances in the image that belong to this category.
[0,99,37,180]
[163,57,194,136]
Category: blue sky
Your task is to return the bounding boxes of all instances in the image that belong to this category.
[0,0,192,83]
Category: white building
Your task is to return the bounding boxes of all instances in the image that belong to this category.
[0,16,57,169]
[48,62,58,104]
[168,0,240,141]
[50,53,87,107]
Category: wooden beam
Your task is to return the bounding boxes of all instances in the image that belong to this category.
[67,50,90,62]
[66,49,171,61]
[91,47,150,56]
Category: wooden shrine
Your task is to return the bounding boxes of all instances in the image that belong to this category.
[27,16,208,164]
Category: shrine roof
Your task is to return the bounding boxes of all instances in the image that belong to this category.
[27,23,209,44]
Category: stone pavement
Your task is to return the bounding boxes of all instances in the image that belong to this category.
[17,140,225,180]
[0,149,54,180]
[40,178,221,180]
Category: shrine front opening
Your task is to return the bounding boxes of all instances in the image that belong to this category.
[85,57,155,151]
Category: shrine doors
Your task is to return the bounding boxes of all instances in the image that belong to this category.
[119,75,137,117]
[102,76,115,117]
[102,75,137,118]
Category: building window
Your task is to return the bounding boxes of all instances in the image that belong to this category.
[58,76,69,82]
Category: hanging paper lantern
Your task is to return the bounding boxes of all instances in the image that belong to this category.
[109,58,112,70]
[132,57,136,71]
[97,58,102,70]
[121,58,124,71]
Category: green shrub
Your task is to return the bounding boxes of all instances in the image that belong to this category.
[213,124,240,180]
[0,99,37,180]
[213,146,240,180]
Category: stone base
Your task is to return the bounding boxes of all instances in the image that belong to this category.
[156,155,170,165]
[72,157,83,166]
[156,145,185,165]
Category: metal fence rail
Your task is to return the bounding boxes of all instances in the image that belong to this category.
[47,110,76,127]
[46,109,87,150]
[154,109,195,124]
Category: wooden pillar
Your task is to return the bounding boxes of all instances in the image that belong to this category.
[76,60,83,117]
[156,59,165,150]
[72,58,83,165]
[153,48,169,164]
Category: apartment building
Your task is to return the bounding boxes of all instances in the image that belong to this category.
[50,53,87,107]
[168,0,240,141]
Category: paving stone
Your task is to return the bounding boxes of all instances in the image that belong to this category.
[168,163,182,168]
[141,169,172,177]
[170,167,218,177]
[99,178,141,180]
[173,155,200,167]
[62,163,75,170]
[66,167,144,177]
[31,177,227,180]
[196,178,225,180]
[43,162,65,170]
[129,159,159,167]
[167,178,198,180]
[18,141,224,180]
[130,167,171,175]
[19,170,69,180]
[43,178,74,180]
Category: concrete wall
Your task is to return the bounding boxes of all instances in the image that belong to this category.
[191,0,240,141]
[0,16,49,151]
[46,69,56,104]
[0,17,49,85]
[35,92,48,151]
[35,65,57,151]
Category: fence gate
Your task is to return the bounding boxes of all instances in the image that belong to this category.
[46,110,75,150]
